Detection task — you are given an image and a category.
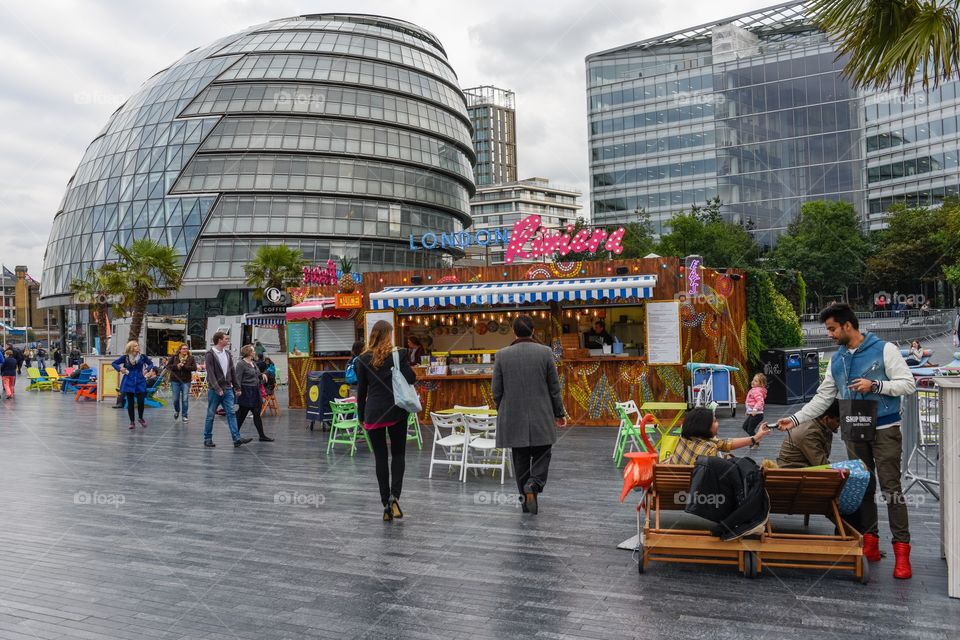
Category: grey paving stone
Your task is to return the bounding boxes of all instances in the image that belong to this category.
[0,379,958,640]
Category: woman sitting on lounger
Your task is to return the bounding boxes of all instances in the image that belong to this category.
[663,407,772,465]
[905,341,924,366]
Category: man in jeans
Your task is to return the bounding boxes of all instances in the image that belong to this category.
[778,303,916,578]
[203,332,251,449]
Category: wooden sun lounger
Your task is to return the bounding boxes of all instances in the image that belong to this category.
[640,464,866,582]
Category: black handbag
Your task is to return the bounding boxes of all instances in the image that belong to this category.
[838,397,877,443]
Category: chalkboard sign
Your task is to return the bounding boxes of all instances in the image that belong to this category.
[287,321,310,356]
[645,300,681,365]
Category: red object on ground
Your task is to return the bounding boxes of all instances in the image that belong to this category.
[893,541,912,579]
[863,533,881,562]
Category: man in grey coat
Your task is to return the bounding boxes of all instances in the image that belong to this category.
[492,315,567,514]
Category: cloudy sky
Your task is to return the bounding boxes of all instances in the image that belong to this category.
[0,0,770,278]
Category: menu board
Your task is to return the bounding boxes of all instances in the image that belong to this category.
[645,300,682,365]
[100,361,120,399]
[365,311,395,344]
[287,321,310,356]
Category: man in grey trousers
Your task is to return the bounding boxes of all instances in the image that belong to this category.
[492,315,567,514]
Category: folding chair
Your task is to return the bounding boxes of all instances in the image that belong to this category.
[406,413,423,449]
[260,391,281,417]
[428,412,467,478]
[327,400,371,455]
[462,414,511,484]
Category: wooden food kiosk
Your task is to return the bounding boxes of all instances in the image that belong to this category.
[285,255,748,426]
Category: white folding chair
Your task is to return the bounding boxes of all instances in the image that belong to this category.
[614,400,642,458]
[461,414,511,484]
[428,412,467,479]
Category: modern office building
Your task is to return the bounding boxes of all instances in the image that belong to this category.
[464,85,518,186]
[467,177,581,264]
[0,267,16,328]
[586,1,960,246]
[40,14,476,341]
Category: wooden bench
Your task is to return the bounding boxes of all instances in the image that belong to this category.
[640,464,866,582]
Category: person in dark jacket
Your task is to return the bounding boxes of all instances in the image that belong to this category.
[167,344,196,422]
[405,336,425,366]
[492,315,567,515]
[52,348,63,373]
[356,320,417,521]
[235,344,273,442]
[1,349,16,398]
[7,345,24,375]
[112,341,154,429]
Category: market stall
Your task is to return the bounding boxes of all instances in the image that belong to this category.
[285,296,360,408]
[355,257,747,426]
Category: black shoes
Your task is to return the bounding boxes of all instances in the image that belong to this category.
[523,480,539,515]
[519,495,530,513]
[388,496,403,519]
[203,441,216,448]
[234,437,253,448]
[383,507,393,522]
[259,436,275,442]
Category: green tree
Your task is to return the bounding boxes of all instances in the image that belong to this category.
[104,239,183,347]
[866,202,960,299]
[812,0,960,94]
[244,245,307,351]
[656,213,759,267]
[70,267,114,355]
[768,200,868,307]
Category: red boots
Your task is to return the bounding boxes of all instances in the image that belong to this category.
[893,541,912,579]
[862,533,881,562]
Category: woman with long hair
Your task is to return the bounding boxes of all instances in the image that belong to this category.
[112,341,154,429]
[235,344,274,442]
[356,320,417,521]
[168,344,196,422]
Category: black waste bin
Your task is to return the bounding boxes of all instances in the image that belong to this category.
[801,348,821,401]
[760,348,804,405]
[306,370,350,430]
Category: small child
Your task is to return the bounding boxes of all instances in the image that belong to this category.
[742,373,767,442]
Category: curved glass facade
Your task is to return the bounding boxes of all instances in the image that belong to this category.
[41,14,475,307]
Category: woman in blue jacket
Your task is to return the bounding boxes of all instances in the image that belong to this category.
[112,341,154,429]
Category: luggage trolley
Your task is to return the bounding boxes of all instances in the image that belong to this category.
[686,362,738,417]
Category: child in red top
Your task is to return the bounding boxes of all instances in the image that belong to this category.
[741,373,767,440]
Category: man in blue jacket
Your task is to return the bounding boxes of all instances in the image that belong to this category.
[778,303,916,579]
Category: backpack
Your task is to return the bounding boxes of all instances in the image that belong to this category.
[344,356,358,385]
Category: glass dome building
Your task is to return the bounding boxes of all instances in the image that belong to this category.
[40,14,475,313]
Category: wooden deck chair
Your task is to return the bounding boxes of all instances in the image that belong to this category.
[26,367,53,391]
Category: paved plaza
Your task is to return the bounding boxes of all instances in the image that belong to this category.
[0,383,958,640]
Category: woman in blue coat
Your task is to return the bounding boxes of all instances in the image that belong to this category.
[112,340,154,429]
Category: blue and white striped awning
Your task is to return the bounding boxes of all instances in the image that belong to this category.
[369,275,657,310]
[244,313,286,326]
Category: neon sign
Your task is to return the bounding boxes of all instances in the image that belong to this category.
[685,255,702,295]
[504,215,625,263]
[302,259,363,286]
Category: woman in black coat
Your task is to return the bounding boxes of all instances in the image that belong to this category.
[356,320,417,521]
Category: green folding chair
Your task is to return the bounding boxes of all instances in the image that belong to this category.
[327,400,371,455]
[406,413,423,449]
[613,404,653,467]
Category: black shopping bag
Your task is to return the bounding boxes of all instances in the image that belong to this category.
[839,398,877,443]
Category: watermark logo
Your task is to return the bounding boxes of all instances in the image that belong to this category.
[274,491,325,507]
[473,491,519,509]
[74,90,126,107]
[869,91,927,106]
[873,291,925,306]
[73,490,125,509]
[71,292,121,306]
[674,491,726,507]
[271,89,326,110]
[675,91,726,106]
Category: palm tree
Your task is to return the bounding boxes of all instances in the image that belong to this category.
[105,239,183,345]
[70,267,114,355]
[244,245,307,352]
[813,0,960,94]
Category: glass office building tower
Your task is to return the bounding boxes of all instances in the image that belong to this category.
[464,86,518,186]
[41,14,475,309]
[586,1,960,247]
